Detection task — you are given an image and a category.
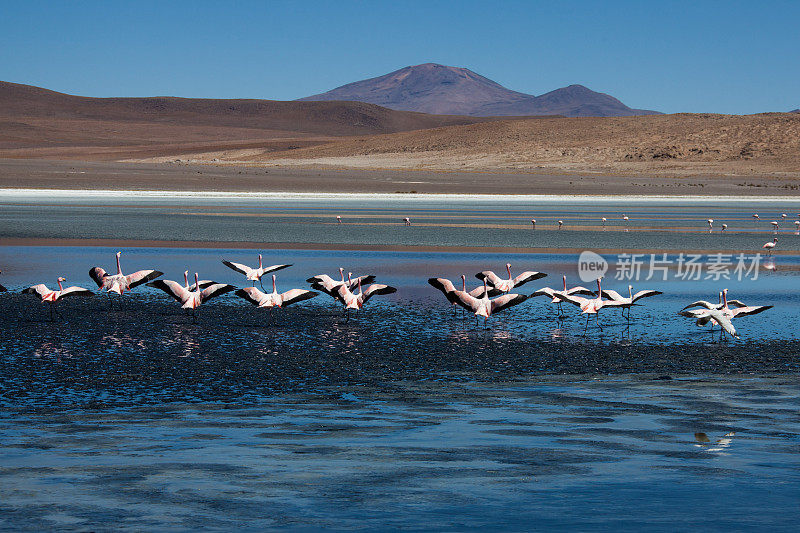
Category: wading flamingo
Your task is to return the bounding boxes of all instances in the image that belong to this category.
[707,219,714,232]
[476,263,547,293]
[403,217,411,226]
[89,251,163,303]
[334,273,397,319]
[771,221,779,233]
[450,277,529,326]
[558,278,623,331]
[680,291,747,312]
[763,238,777,255]
[307,268,375,301]
[600,284,662,320]
[721,224,728,232]
[336,216,342,224]
[23,276,92,320]
[531,219,536,229]
[679,289,772,339]
[428,275,500,315]
[222,254,291,289]
[530,275,595,316]
[148,273,235,321]
[558,220,563,230]
[601,217,607,228]
[235,275,317,311]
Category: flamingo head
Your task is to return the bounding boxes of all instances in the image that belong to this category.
[461,274,466,282]
[348,271,353,283]
[774,238,779,243]
[506,263,511,275]
[531,219,535,224]
[57,276,66,282]
[116,251,121,258]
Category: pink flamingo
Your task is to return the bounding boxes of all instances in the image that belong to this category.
[89,251,162,303]
[600,284,662,320]
[679,289,772,339]
[531,219,536,229]
[763,237,777,255]
[476,263,547,293]
[335,273,397,319]
[336,216,342,224]
[307,268,376,301]
[558,278,623,331]
[403,217,411,226]
[428,275,500,315]
[530,275,595,316]
[148,273,234,320]
[450,277,529,326]
[235,274,318,311]
[222,254,291,289]
[23,276,93,320]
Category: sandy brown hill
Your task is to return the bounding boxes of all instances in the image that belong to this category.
[0,80,498,159]
[252,113,800,178]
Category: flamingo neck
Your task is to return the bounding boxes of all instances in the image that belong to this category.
[723,290,728,308]
[483,278,489,299]
[562,275,567,292]
[258,255,263,269]
[461,276,466,291]
[506,265,511,279]
[629,286,633,299]
[596,279,602,299]
[57,279,63,291]
[272,276,277,294]
[358,277,362,295]
[194,273,199,289]
[116,254,122,275]
[340,269,345,283]
[184,272,189,287]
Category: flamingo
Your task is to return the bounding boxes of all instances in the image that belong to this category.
[428,275,500,315]
[530,275,595,316]
[763,237,778,255]
[721,224,728,232]
[600,284,662,320]
[771,221,779,233]
[148,272,234,320]
[0,270,6,292]
[531,219,536,229]
[89,251,163,303]
[680,291,747,312]
[23,276,92,320]
[558,278,623,331]
[184,270,214,291]
[235,275,318,311]
[336,215,342,224]
[222,254,291,289]
[403,217,411,226]
[679,289,771,339]
[335,273,397,318]
[707,219,714,232]
[601,217,607,228]
[476,263,547,293]
[449,277,529,326]
[781,213,787,220]
[558,220,563,230]
[307,268,376,301]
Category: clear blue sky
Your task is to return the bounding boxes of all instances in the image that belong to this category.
[1,1,798,114]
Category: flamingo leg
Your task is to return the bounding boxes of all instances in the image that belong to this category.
[596,314,603,331]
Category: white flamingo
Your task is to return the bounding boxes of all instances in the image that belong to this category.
[558,220,563,230]
[403,217,411,226]
[707,219,714,232]
[235,275,318,311]
[763,237,777,255]
[531,219,536,229]
[428,275,500,315]
[601,217,607,228]
[680,291,747,312]
[530,275,594,316]
[558,278,623,331]
[600,284,663,320]
[222,254,291,288]
[476,263,547,293]
[89,251,163,302]
[721,224,728,232]
[450,277,529,326]
[148,273,235,320]
[23,276,92,320]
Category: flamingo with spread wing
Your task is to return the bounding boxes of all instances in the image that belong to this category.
[222,254,291,288]
[89,251,162,304]
[23,276,93,320]
[476,263,547,293]
[236,275,318,310]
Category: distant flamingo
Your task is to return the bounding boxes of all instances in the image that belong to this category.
[89,251,162,302]
[763,237,778,255]
[476,263,547,293]
[795,221,800,233]
[23,276,92,320]
[530,275,595,316]
[622,214,629,231]
[557,220,563,230]
[531,219,536,229]
[600,284,662,320]
[781,213,787,220]
[235,275,318,311]
[771,221,779,233]
[429,275,500,315]
[601,217,607,228]
[336,215,342,224]
[450,277,529,326]
[403,217,411,226]
[679,288,772,339]
[148,272,234,320]
[707,219,713,232]
[222,254,291,288]
[721,224,728,232]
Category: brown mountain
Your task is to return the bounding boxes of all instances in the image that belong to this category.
[0,80,503,159]
[299,63,659,117]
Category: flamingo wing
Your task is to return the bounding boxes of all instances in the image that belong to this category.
[306,274,335,285]
[22,284,52,300]
[89,267,109,288]
[512,271,547,287]
[361,284,397,304]
[556,293,588,307]
[235,287,269,306]
[631,290,662,302]
[566,286,596,296]
[188,280,216,291]
[600,289,625,301]
[310,281,340,299]
[222,261,253,276]
[450,290,482,312]
[56,286,94,300]
[428,277,456,295]
[470,285,503,298]
[726,299,748,308]
[475,270,504,287]
[125,269,163,289]
[490,293,529,314]
[148,280,191,303]
[678,309,708,318]
[680,300,716,311]
[280,289,318,307]
[530,287,556,299]
[200,283,235,302]
[708,309,737,337]
[348,275,376,290]
[262,264,293,274]
[730,305,773,318]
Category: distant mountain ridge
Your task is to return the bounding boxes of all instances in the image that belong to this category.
[299,63,660,117]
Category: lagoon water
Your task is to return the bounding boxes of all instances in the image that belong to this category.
[1,192,799,530]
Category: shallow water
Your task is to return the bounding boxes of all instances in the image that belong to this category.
[2,195,800,530]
